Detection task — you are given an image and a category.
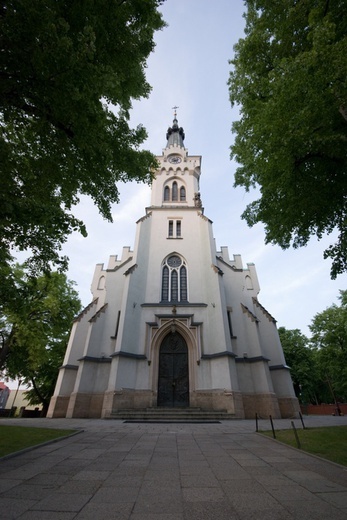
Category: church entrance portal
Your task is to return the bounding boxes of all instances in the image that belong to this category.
[157,331,189,407]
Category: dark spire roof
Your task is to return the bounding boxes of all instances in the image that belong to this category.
[166,111,185,148]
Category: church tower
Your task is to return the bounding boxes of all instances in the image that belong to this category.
[48,114,299,420]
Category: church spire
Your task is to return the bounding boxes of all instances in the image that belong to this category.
[166,106,185,148]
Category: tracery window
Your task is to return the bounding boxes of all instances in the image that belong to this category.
[163,181,186,203]
[161,255,188,302]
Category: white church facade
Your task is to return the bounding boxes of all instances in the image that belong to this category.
[48,116,299,420]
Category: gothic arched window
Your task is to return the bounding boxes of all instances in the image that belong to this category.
[161,266,169,301]
[163,181,186,203]
[164,186,170,201]
[180,265,187,300]
[161,255,188,303]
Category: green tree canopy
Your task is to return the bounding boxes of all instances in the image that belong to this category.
[0,0,165,275]
[229,0,347,278]
[0,266,81,412]
[278,326,318,404]
[309,290,347,402]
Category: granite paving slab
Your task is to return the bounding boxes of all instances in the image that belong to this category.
[0,416,346,519]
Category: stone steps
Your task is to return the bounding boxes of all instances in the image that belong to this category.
[108,407,236,421]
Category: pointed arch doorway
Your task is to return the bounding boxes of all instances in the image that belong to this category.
[157,331,189,407]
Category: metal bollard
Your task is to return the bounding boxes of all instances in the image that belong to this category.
[269,415,276,439]
[299,411,306,429]
[291,420,301,449]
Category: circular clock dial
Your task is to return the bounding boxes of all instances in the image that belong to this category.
[168,156,182,164]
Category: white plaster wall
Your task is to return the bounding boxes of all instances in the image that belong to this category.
[237,362,255,393]
[255,313,287,367]
[216,260,259,359]
[90,263,107,306]
[197,357,212,389]
[73,361,99,393]
[250,362,275,393]
[92,363,111,393]
[52,368,78,397]
[209,357,235,389]
[62,300,99,366]
[113,358,138,389]
[271,369,297,397]
[85,313,110,358]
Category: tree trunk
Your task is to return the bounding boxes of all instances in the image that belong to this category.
[30,377,49,410]
[0,328,15,370]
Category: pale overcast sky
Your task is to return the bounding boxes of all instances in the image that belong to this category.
[61,0,345,338]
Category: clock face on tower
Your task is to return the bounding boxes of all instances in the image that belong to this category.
[168,155,182,164]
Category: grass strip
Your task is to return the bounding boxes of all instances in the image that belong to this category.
[260,425,347,466]
[0,425,76,457]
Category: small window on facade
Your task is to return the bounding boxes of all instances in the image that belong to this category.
[172,181,178,201]
[164,186,170,201]
[180,186,186,201]
[168,219,182,238]
[227,309,234,337]
[114,310,121,338]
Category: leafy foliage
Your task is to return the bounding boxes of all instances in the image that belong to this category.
[0,0,165,275]
[278,327,318,404]
[0,266,81,412]
[279,291,347,404]
[229,0,347,278]
[310,290,347,402]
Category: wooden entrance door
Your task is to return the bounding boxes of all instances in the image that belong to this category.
[157,332,189,407]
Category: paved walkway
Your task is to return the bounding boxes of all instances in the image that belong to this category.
[1,416,347,519]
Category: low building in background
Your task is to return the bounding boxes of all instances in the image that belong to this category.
[0,382,10,409]
[5,389,43,416]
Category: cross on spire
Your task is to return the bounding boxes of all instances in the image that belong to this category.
[172,105,179,119]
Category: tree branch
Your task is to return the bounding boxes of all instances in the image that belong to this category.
[18,101,75,139]
[323,0,330,17]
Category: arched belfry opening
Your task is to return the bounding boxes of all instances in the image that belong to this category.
[157,331,189,408]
